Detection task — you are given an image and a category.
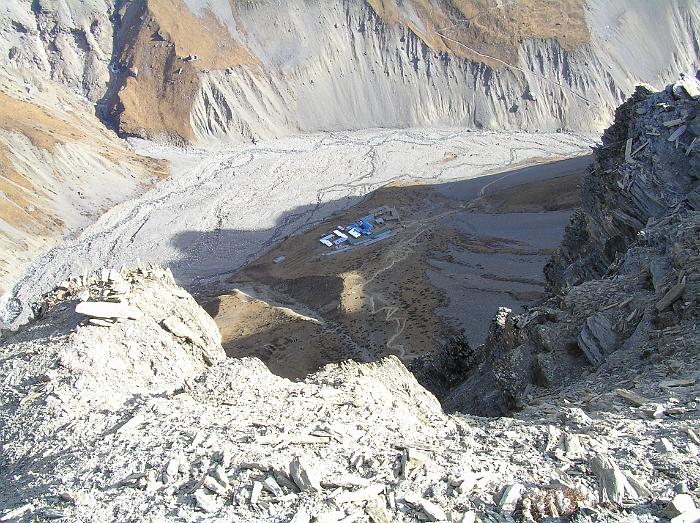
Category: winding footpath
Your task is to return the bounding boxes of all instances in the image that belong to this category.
[359,154,592,358]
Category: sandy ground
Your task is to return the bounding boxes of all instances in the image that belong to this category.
[209,156,591,378]
[2,128,594,328]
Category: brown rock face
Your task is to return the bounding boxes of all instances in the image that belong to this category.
[107,0,259,143]
[367,0,589,65]
[105,0,590,142]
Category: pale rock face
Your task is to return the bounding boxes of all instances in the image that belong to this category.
[0,73,162,299]
[0,0,114,101]
[7,0,696,143]
[186,0,700,142]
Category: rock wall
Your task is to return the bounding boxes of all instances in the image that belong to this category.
[546,80,700,292]
[100,0,700,143]
[0,0,114,102]
[2,1,699,144]
[444,77,700,415]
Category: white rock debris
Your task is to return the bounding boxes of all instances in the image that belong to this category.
[2,128,594,329]
[1,257,698,521]
[75,301,142,320]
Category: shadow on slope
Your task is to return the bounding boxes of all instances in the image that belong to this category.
[167,157,591,401]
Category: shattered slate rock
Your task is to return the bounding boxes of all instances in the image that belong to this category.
[615,388,653,407]
[290,456,322,492]
[0,504,34,522]
[590,454,635,503]
[577,313,617,366]
[560,407,594,431]
[666,494,696,518]
[656,282,686,311]
[193,490,220,513]
[289,509,311,523]
[335,484,385,504]
[498,483,524,513]
[404,493,447,522]
[161,314,202,346]
[675,74,700,100]
[655,438,675,454]
[365,498,392,523]
[203,475,227,496]
[75,301,141,320]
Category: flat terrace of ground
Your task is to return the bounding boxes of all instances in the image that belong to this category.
[205,156,591,386]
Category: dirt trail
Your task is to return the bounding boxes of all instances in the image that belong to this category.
[331,155,591,359]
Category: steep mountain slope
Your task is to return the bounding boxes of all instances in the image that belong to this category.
[1,108,699,520]
[102,0,700,143]
[7,1,696,144]
[0,0,114,102]
[0,2,166,297]
[0,72,165,298]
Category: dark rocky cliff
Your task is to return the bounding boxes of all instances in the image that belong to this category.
[445,77,700,416]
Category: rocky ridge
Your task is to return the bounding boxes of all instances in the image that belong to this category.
[442,78,700,418]
[2,81,700,521]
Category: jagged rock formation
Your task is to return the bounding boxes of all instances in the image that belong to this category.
[545,82,700,292]
[2,262,699,522]
[443,78,700,417]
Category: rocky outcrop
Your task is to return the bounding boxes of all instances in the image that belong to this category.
[546,81,700,292]
[0,0,114,102]
[444,78,700,416]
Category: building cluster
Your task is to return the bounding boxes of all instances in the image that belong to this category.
[318,206,400,250]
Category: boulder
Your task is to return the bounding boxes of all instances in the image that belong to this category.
[75,301,141,320]
[577,313,617,366]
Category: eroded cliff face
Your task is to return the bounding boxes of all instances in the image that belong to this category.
[98,0,700,143]
[0,1,169,298]
[444,78,700,416]
[0,74,167,298]
[3,0,699,145]
[0,0,115,102]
